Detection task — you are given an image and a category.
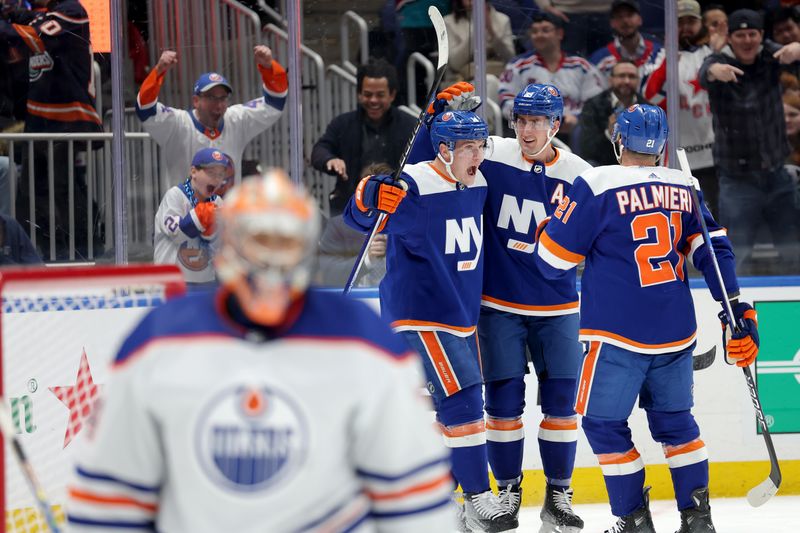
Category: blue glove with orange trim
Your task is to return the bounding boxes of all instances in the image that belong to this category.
[719,302,759,367]
[355,175,407,214]
[424,82,482,126]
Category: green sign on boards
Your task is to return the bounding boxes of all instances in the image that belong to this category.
[754,301,800,434]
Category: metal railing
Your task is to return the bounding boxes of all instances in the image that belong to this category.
[340,10,369,75]
[326,64,357,123]
[2,132,162,262]
[406,52,434,115]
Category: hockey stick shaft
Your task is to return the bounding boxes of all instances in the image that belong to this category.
[343,6,449,295]
[676,148,781,506]
[0,399,61,532]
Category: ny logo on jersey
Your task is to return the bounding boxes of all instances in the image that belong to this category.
[445,216,483,271]
[497,194,546,253]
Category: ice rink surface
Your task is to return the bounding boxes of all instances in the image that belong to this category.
[515,495,800,532]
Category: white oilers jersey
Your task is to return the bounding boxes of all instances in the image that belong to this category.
[498,52,607,120]
[67,290,453,532]
[480,138,591,314]
[644,45,715,170]
[153,186,222,284]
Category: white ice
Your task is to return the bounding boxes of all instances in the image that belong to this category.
[514,495,800,532]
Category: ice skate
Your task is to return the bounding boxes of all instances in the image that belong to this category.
[675,487,716,532]
[604,486,656,533]
[539,484,584,532]
[464,490,518,532]
[497,479,522,521]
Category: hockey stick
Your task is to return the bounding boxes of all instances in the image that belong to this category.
[0,398,61,532]
[343,6,449,295]
[676,148,781,507]
[692,345,715,371]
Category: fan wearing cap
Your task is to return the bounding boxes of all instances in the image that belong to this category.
[135,45,287,193]
[699,8,800,273]
[153,147,233,285]
[642,0,721,216]
[589,0,663,88]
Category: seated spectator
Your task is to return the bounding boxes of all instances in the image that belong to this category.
[135,46,287,191]
[700,8,800,274]
[781,71,800,97]
[643,0,720,216]
[534,0,613,56]
[0,213,42,265]
[153,148,232,286]
[316,162,392,288]
[579,60,645,166]
[784,92,800,166]
[445,0,515,83]
[311,59,416,215]
[498,12,606,135]
[589,0,662,87]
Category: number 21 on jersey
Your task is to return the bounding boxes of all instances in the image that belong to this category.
[631,212,685,287]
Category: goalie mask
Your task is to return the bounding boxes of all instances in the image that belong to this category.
[215,169,320,326]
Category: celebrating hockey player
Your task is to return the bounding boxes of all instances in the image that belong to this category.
[153,147,232,285]
[67,170,455,532]
[416,82,590,532]
[534,104,759,533]
[344,111,518,532]
[135,46,287,190]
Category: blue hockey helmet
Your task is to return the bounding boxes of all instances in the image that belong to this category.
[430,110,489,154]
[513,84,563,124]
[613,104,669,155]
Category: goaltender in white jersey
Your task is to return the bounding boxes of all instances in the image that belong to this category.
[67,170,454,533]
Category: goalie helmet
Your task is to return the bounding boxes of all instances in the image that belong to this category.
[215,169,320,326]
[513,83,563,126]
[430,110,489,154]
[612,104,668,156]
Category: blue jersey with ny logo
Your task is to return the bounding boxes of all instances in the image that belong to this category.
[344,162,487,336]
[480,138,591,315]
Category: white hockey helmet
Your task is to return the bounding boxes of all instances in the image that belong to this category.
[214,169,320,326]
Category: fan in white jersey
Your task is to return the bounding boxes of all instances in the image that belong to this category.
[67,169,455,533]
[153,147,231,285]
[135,46,288,191]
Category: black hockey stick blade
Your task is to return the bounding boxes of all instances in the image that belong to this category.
[692,346,715,371]
[743,365,782,507]
[343,6,448,294]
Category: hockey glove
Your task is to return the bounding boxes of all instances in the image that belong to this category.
[424,82,482,126]
[719,302,759,367]
[355,175,407,214]
[192,202,218,237]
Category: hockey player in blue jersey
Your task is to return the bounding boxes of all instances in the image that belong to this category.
[344,111,518,533]
[416,82,590,532]
[67,170,456,532]
[534,104,759,533]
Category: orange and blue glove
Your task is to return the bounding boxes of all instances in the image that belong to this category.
[355,175,407,214]
[424,81,481,126]
[719,302,759,367]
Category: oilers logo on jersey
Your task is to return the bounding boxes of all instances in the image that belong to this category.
[195,384,308,493]
[29,51,54,81]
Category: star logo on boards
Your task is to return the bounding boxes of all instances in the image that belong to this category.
[49,349,102,448]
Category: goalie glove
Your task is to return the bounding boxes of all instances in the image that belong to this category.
[425,82,482,126]
[719,302,759,367]
[355,175,407,214]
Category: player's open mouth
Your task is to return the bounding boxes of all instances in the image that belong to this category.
[207,185,217,195]
[467,166,477,176]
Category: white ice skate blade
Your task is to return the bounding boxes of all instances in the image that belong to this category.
[538,522,582,533]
